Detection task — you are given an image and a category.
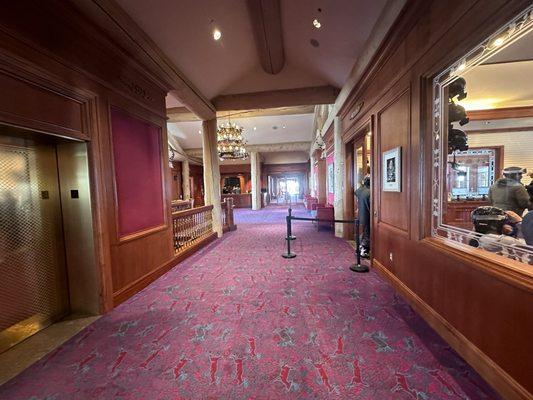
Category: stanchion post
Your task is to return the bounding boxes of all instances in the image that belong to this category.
[350,219,369,272]
[287,208,296,241]
[282,215,296,258]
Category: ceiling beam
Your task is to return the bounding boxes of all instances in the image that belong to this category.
[185,141,312,157]
[167,105,315,123]
[246,0,285,74]
[74,0,216,120]
[213,86,340,111]
[467,106,533,121]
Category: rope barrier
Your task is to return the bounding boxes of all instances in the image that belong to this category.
[281,208,369,273]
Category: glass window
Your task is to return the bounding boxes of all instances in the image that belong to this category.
[432,5,533,265]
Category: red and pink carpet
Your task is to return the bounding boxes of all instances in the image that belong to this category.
[0,205,500,399]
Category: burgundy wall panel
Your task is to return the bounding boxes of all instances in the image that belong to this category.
[111,108,164,237]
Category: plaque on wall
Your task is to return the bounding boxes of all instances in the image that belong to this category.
[382,146,401,192]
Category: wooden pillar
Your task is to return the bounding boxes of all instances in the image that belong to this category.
[202,118,223,236]
[250,151,262,210]
[333,117,345,238]
[182,159,191,200]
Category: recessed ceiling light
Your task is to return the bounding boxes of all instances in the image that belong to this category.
[198,130,202,134]
[253,126,257,130]
[282,125,286,129]
[313,19,321,29]
[213,29,222,41]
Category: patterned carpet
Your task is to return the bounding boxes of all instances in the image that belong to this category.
[0,205,500,399]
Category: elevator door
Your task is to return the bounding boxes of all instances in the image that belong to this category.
[0,140,69,352]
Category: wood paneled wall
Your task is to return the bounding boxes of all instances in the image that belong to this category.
[340,1,533,398]
[0,1,178,312]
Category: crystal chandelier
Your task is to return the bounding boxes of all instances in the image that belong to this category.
[217,117,248,160]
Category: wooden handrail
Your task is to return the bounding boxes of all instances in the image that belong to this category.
[172,204,213,219]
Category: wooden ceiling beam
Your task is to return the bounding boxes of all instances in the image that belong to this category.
[167,105,315,122]
[74,0,216,120]
[246,0,285,75]
[185,141,312,157]
[467,106,533,121]
[213,86,340,111]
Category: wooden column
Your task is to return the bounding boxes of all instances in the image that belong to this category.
[250,151,262,210]
[333,117,346,237]
[182,159,191,200]
[202,119,223,236]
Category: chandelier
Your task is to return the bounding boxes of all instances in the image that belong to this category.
[217,119,248,160]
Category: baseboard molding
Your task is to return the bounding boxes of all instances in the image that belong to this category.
[113,232,218,306]
[372,259,531,400]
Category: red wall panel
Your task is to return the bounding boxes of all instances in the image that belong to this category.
[111,108,165,237]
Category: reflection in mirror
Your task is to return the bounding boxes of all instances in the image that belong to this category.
[433,6,533,265]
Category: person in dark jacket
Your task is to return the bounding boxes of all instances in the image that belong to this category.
[355,175,371,258]
[488,166,533,216]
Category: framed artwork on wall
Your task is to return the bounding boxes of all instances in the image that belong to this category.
[382,146,401,192]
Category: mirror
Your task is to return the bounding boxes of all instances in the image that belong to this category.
[433,6,533,264]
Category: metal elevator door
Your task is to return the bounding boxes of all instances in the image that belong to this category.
[0,140,69,352]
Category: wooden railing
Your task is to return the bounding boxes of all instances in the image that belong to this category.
[172,205,214,253]
[221,198,237,232]
[171,199,193,213]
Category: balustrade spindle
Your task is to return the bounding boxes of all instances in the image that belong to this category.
[171,205,215,253]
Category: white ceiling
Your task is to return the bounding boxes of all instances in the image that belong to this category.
[459,60,533,110]
[457,28,533,110]
[115,0,388,101]
[168,112,314,149]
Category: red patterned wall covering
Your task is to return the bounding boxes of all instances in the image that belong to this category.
[111,108,165,237]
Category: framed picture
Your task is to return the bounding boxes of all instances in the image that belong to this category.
[382,146,401,192]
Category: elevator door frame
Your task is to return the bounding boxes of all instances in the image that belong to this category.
[0,127,99,354]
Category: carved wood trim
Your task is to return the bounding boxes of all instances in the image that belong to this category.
[73,0,216,119]
[467,106,533,121]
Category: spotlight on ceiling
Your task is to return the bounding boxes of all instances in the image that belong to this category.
[213,29,222,41]
[313,19,321,29]
[198,130,202,134]
[253,126,257,130]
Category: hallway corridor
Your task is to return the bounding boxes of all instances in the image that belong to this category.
[0,206,499,399]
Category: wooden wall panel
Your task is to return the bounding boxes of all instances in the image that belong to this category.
[263,162,309,174]
[0,1,186,312]
[376,89,410,233]
[340,0,533,398]
[0,72,87,139]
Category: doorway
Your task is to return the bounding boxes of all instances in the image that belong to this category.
[270,175,303,204]
[345,123,373,240]
[0,126,98,353]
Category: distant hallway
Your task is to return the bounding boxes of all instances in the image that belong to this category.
[0,205,500,399]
